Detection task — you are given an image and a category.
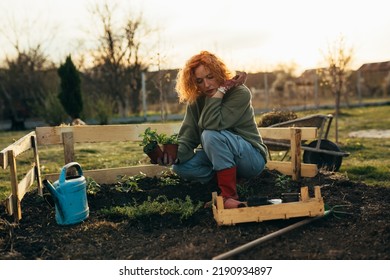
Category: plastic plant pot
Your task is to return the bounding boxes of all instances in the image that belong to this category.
[163,143,178,162]
[144,141,164,164]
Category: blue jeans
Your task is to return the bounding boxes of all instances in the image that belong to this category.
[172,130,266,183]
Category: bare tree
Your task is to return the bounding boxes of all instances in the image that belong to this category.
[0,12,57,129]
[149,52,171,121]
[321,35,354,143]
[87,1,156,116]
[0,46,54,130]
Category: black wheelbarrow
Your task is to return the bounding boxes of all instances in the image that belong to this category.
[262,114,349,171]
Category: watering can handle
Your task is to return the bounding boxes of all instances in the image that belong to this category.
[59,162,83,184]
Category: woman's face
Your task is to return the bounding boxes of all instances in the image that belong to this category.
[194,64,220,96]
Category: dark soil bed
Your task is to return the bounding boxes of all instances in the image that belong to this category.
[1,169,389,260]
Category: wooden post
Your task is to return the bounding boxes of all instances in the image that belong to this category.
[8,150,21,222]
[290,128,302,181]
[31,135,43,196]
[314,186,321,199]
[62,131,75,164]
[300,186,309,202]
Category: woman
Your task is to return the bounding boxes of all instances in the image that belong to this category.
[171,51,268,208]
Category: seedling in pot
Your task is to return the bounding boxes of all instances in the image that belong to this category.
[159,133,179,162]
[139,127,164,164]
[158,132,179,145]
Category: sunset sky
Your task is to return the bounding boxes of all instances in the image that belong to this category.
[1,0,390,74]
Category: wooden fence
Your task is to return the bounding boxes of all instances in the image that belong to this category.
[1,123,318,222]
[0,131,42,222]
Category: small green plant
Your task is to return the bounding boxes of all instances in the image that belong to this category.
[237,183,252,198]
[159,132,179,161]
[159,170,180,186]
[99,195,203,220]
[275,174,291,191]
[139,127,179,147]
[158,133,179,144]
[114,173,146,193]
[139,127,160,153]
[86,177,101,195]
[159,176,180,186]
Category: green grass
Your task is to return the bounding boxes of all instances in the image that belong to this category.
[0,133,147,201]
[261,104,390,188]
[1,104,390,201]
[328,106,390,187]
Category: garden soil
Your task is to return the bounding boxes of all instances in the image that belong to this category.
[1,169,389,260]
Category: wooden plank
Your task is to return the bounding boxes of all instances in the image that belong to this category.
[259,127,317,140]
[35,124,182,145]
[35,126,67,145]
[8,150,21,222]
[17,166,36,200]
[291,128,302,180]
[62,131,75,164]
[216,194,224,210]
[266,161,318,177]
[31,135,43,196]
[41,160,317,187]
[6,167,39,216]
[43,165,170,184]
[35,124,317,145]
[5,194,13,215]
[314,186,321,199]
[0,131,35,169]
[300,186,309,202]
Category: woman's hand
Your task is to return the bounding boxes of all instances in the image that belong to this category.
[157,153,175,166]
[232,71,247,84]
[217,71,247,94]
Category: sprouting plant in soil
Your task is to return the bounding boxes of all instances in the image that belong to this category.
[86,177,101,195]
[275,174,291,191]
[114,173,146,193]
[156,170,180,187]
[99,195,203,221]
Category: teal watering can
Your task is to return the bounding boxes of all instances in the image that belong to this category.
[43,162,89,225]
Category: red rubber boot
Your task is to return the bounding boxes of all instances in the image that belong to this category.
[216,166,246,209]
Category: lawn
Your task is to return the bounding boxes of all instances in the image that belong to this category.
[1,104,389,201]
[312,105,390,187]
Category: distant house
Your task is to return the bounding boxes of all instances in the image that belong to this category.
[295,69,318,86]
[357,61,390,97]
[358,61,390,72]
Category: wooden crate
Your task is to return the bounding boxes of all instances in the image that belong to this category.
[212,186,325,226]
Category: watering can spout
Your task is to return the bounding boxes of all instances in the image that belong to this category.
[43,179,56,197]
[43,179,65,220]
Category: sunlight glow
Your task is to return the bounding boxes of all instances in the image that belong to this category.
[1,0,389,74]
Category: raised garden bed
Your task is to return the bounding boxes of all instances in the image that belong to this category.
[1,169,389,260]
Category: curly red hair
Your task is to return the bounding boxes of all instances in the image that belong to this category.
[175,51,232,103]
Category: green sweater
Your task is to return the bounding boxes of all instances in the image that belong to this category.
[177,85,268,163]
